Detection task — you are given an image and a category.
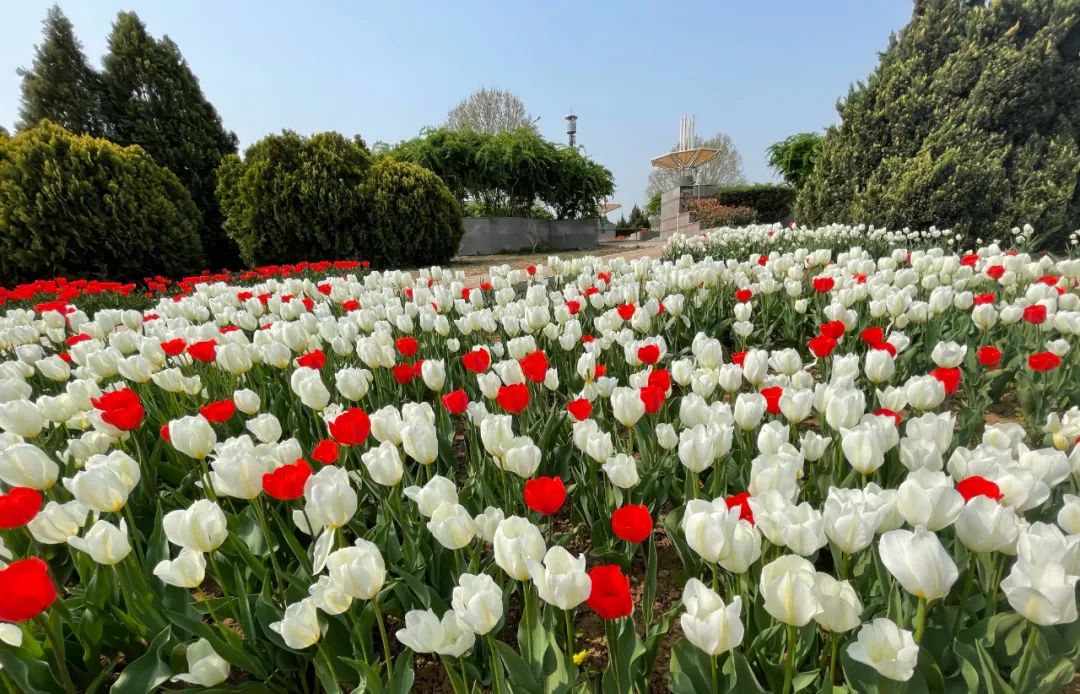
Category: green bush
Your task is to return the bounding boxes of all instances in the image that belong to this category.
[390,128,613,219]
[0,120,203,284]
[216,131,371,267]
[686,198,757,228]
[713,184,796,223]
[360,157,464,268]
[797,0,1080,247]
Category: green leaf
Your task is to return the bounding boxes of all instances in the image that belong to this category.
[668,639,711,694]
[111,626,173,694]
[389,651,415,694]
[495,639,543,694]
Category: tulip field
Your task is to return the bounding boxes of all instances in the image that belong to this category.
[2,223,1080,693]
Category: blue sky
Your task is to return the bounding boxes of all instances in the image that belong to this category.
[0,1,913,208]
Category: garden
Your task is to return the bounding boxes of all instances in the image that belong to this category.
[3,0,1080,691]
[0,221,1079,693]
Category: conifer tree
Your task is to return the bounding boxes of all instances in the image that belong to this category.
[101,12,240,267]
[16,5,103,136]
[799,0,1080,246]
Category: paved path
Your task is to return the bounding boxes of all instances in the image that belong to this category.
[460,238,668,288]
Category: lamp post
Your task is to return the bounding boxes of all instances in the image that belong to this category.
[565,113,578,148]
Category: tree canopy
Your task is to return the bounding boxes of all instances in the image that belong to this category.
[798,0,1080,247]
[767,132,823,188]
[390,128,613,219]
[444,87,537,135]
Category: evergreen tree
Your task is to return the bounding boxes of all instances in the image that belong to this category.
[799,0,1080,247]
[16,5,103,136]
[101,12,240,267]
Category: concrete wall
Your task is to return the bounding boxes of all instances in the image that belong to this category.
[659,184,720,237]
[458,217,599,255]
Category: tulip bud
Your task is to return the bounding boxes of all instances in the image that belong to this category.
[493,516,546,580]
[164,499,228,552]
[172,638,229,687]
[452,573,503,635]
[527,546,591,610]
[680,579,744,656]
[847,619,918,682]
[270,598,321,649]
[67,518,131,565]
[154,548,207,588]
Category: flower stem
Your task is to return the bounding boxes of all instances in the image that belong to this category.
[40,615,76,694]
[781,623,797,694]
[913,597,927,645]
[710,652,720,692]
[605,619,622,693]
[371,598,394,680]
[486,632,506,693]
[829,631,840,685]
[564,609,577,680]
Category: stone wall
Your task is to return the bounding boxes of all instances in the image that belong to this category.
[458,217,598,255]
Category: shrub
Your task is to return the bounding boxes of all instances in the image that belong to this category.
[216,131,371,267]
[798,0,1080,247]
[713,184,796,223]
[359,157,464,268]
[685,198,757,228]
[0,120,203,284]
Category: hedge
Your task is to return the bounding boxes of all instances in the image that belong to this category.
[216,131,372,267]
[713,184,796,223]
[0,120,204,284]
[360,157,464,268]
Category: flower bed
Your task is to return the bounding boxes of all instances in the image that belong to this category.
[0,225,1079,692]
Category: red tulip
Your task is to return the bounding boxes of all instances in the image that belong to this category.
[760,386,783,415]
[297,349,327,369]
[860,326,885,345]
[0,558,56,622]
[462,348,491,373]
[986,265,1005,279]
[497,384,530,414]
[611,504,653,543]
[586,564,633,620]
[199,400,236,423]
[977,346,1002,368]
[735,288,752,303]
[524,477,566,515]
[566,300,581,315]
[159,423,172,441]
[186,340,218,363]
[807,335,838,358]
[395,337,419,357]
[1022,304,1047,325]
[519,350,549,383]
[637,344,661,365]
[92,388,145,431]
[393,363,416,384]
[160,338,187,357]
[262,459,312,500]
[312,439,340,464]
[442,389,469,415]
[930,367,962,395]
[1028,352,1062,372]
[0,487,42,529]
[957,476,1002,502]
[329,407,371,445]
[730,351,747,366]
[812,276,835,293]
[342,299,360,312]
[724,492,755,524]
[567,398,592,421]
[637,385,664,414]
[819,321,846,339]
[973,293,996,305]
[647,369,671,393]
[616,304,636,320]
